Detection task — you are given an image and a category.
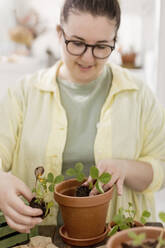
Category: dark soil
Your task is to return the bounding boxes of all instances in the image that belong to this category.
[122,240,159,248]
[29,197,49,219]
[145,222,163,228]
[120,222,165,248]
[112,222,137,232]
[75,185,91,197]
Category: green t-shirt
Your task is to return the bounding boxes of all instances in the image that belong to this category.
[57,64,112,177]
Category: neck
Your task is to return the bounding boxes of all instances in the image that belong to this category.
[58,64,75,82]
[58,63,104,84]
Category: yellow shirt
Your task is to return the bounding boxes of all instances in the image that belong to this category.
[0,61,164,225]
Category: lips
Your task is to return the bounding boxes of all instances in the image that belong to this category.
[77,63,93,71]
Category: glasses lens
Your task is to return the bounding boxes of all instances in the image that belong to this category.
[67,41,86,55]
[93,45,112,59]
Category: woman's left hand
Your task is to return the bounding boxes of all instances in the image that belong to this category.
[85,159,127,196]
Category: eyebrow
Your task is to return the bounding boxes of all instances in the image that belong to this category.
[71,35,111,43]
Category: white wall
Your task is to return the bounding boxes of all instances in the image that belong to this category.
[0,0,17,55]
[119,0,157,91]
[155,0,165,107]
[154,0,165,219]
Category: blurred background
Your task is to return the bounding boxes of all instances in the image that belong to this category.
[0,0,164,219]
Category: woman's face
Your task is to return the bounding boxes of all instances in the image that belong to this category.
[58,12,116,83]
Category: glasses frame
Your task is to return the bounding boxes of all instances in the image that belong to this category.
[61,29,115,59]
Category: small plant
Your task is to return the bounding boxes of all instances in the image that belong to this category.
[128,231,146,246]
[30,166,64,218]
[65,162,111,196]
[108,202,151,237]
[123,211,165,248]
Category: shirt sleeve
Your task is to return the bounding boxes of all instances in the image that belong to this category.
[138,85,165,193]
[0,80,24,172]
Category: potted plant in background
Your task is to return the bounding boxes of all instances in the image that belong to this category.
[54,162,113,247]
[108,202,151,237]
[106,212,165,248]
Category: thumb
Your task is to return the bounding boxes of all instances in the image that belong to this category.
[116,178,124,196]
[89,186,99,196]
[15,178,33,202]
[82,176,93,186]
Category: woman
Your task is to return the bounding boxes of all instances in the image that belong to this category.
[0,0,165,234]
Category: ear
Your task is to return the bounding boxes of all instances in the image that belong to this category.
[56,25,63,39]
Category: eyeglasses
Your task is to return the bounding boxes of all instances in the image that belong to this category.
[61,29,115,59]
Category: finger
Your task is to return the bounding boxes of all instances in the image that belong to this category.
[9,195,43,217]
[5,216,32,234]
[15,180,33,202]
[102,183,112,192]
[102,175,119,193]
[6,205,43,226]
[83,176,93,186]
[116,178,124,196]
[89,181,104,196]
[106,174,118,188]
[89,186,99,196]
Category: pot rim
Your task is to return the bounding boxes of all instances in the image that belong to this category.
[107,226,165,248]
[54,178,114,207]
[54,178,113,199]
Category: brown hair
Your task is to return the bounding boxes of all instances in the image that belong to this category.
[60,0,121,31]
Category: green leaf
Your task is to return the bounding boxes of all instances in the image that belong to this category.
[142,210,151,218]
[118,207,124,215]
[95,181,104,194]
[45,201,54,217]
[128,202,133,208]
[125,217,134,225]
[128,232,146,246]
[47,201,54,209]
[140,216,146,224]
[140,210,150,224]
[32,188,36,193]
[158,237,165,246]
[128,231,137,239]
[54,175,64,184]
[66,168,76,176]
[49,184,55,192]
[113,214,123,225]
[76,172,85,182]
[75,162,84,172]
[90,166,99,179]
[133,233,146,246]
[99,172,111,184]
[47,173,54,183]
[159,212,165,223]
[107,225,118,237]
[89,181,93,190]
[119,223,130,230]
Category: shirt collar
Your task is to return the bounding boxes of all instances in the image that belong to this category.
[110,63,139,96]
[34,60,63,93]
[35,61,139,94]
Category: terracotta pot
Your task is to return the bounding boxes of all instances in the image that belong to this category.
[54,179,113,240]
[106,226,165,248]
[121,52,136,68]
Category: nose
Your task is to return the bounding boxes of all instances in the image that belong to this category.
[80,47,95,64]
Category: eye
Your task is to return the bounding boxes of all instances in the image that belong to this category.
[72,41,85,47]
[96,45,108,50]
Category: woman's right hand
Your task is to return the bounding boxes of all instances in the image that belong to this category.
[0,171,43,233]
